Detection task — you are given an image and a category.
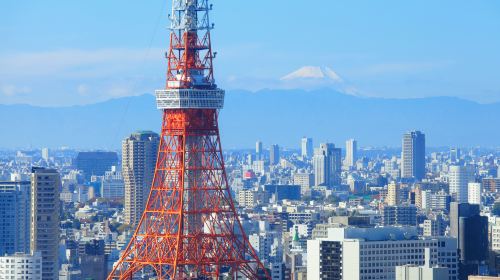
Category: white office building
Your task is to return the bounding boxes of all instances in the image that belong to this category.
[395,249,449,280]
[468,182,481,205]
[256,141,263,160]
[313,143,342,187]
[345,139,358,168]
[307,227,458,280]
[101,167,124,200]
[301,137,313,158]
[249,231,283,279]
[0,252,42,280]
[449,165,474,203]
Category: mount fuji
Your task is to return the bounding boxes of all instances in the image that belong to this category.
[278,66,356,95]
[281,66,343,82]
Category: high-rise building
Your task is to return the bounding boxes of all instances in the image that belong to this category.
[256,140,263,160]
[0,252,42,279]
[270,144,280,165]
[449,202,488,280]
[30,167,60,280]
[386,182,399,206]
[401,131,426,181]
[75,151,119,180]
[307,227,458,280]
[467,182,481,205]
[301,137,313,158]
[313,143,341,187]
[421,190,451,211]
[122,131,159,226]
[450,147,461,163]
[0,181,31,255]
[41,147,49,162]
[449,165,474,203]
[345,139,357,168]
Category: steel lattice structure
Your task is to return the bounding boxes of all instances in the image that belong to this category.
[107,0,270,279]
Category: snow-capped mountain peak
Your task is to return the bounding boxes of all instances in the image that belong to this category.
[280,66,343,83]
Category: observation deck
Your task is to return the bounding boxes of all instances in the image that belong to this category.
[155,88,225,109]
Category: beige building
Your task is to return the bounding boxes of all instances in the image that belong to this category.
[293,173,314,195]
[123,131,159,226]
[413,185,423,209]
[237,189,257,208]
[387,182,400,206]
[30,167,60,280]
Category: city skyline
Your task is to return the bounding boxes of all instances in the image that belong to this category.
[1,1,500,279]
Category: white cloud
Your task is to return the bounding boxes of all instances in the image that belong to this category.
[77,84,89,96]
[0,85,31,96]
[0,48,163,79]
[0,48,165,105]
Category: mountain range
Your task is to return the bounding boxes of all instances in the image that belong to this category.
[0,89,499,149]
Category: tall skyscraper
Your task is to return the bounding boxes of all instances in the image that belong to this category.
[30,167,61,280]
[401,131,426,181]
[301,137,313,158]
[345,139,357,168]
[449,202,488,279]
[122,131,159,226]
[449,165,474,203]
[0,181,31,255]
[256,140,263,160]
[313,143,341,187]
[270,144,280,165]
[450,147,461,163]
[41,148,49,162]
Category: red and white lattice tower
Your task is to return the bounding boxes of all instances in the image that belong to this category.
[107,0,270,279]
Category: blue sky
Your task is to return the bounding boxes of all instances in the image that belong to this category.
[1,0,500,106]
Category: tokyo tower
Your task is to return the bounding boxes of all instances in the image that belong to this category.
[107,0,270,279]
